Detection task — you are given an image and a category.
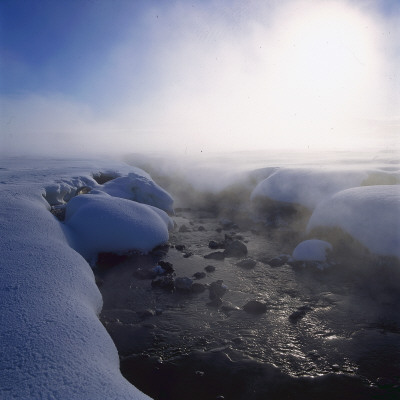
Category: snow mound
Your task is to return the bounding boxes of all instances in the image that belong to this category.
[0,158,160,400]
[307,185,400,259]
[65,191,172,261]
[102,172,174,213]
[292,239,333,262]
[251,168,368,210]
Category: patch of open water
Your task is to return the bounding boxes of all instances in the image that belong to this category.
[96,208,400,400]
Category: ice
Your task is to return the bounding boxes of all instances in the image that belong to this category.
[292,239,333,262]
[307,185,400,258]
[0,157,162,399]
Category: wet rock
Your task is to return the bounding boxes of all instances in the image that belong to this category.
[269,257,285,267]
[193,272,206,280]
[198,226,206,231]
[179,225,190,233]
[223,240,248,258]
[243,300,267,314]
[183,252,193,258]
[215,227,222,233]
[204,251,225,260]
[207,298,223,307]
[137,309,156,319]
[175,244,186,252]
[208,240,225,250]
[151,275,175,291]
[289,305,312,323]
[97,252,128,268]
[192,283,206,293]
[174,277,193,292]
[209,280,227,300]
[133,267,154,280]
[236,258,257,269]
[158,260,174,274]
[205,265,216,273]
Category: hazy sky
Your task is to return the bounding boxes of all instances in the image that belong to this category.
[1,0,399,155]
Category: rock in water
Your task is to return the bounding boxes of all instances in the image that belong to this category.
[209,280,228,300]
[243,300,267,314]
[224,240,248,258]
[174,277,193,292]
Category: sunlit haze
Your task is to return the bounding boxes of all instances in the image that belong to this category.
[1,0,399,155]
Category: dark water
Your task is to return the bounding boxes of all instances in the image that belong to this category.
[96,205,400,400]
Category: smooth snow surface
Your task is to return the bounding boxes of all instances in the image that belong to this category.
[0,158,161,400]
[292,239,333,262]
[307,185,400,258]
[65,191,171,262]
[102,173,174,213]
[251,168,368,209]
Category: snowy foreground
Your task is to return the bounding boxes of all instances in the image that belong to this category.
[0,155,399,399]
[0,158,173,400]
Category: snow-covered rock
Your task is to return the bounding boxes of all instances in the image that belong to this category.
[307,185,400,259]
[251,168,368,210]
[65,191,172,262]
[102,173,174,213]
[0,158,162,400]
[292,239,333,262]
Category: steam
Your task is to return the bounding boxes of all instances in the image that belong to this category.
[1,0,399,156]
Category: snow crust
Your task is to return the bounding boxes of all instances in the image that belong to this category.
[307,185,400,259]
[292,239,333,262]
[251,168,368,209]
[0,158,164,399]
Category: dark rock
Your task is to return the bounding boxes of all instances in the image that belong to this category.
[205,265,216,273]
[243,300,267,314]
[236,258,257,269]
[192,283,206,293]
[223,240,248,258]
[215,227,222,233]
[198,226,206,231]
[209,280,227,300]
[174,277,193,292]
[183,252,193,258]
[158,261,174,274]
[289,305,312,323]
[193,272,206,280]
[137,309,156,319]
[207,298,223,307]
[179,225,190,233]
[175,244,186,252]
[50,205,66,221]
[208,240,225,250]
[268,257,284,267]
[151,275,175,291]
[97,252,128,268]
[204,252,225,260]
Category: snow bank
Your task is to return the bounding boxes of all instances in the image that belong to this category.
[65,191,172,262]
[0,158,160,399]
[251,168,368,210]
[292,239,333,262]
[307,185,400,259]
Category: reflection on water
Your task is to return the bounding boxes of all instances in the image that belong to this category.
[97,204,400,399]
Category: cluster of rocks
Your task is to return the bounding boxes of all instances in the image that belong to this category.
[204,234,248,260]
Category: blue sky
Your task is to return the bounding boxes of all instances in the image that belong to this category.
[1,0,399,154]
